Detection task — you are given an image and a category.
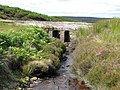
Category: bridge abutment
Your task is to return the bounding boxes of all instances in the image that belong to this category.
[49,30,53,37]
[60,31,65,42]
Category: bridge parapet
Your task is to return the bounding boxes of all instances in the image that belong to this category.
[15,21,91,31]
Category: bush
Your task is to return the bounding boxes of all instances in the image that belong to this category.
[22,54,60,76]
[23,60,49,75]
[48,54,60,69]
[22,40,65,76]
[0,27,65,73]
[0,24,66,88]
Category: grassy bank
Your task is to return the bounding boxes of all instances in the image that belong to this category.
[0,4,77,21]
[72,18,120,89]
[0,22,65,89]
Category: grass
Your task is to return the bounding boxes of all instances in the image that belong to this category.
[0,22,23,31]
[72,18,120,89]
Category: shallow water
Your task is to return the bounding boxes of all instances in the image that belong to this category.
[31,47,79,90]
[25,45,92,90]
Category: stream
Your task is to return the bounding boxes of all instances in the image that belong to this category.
[31,45,75,90]
[23,43,92,90]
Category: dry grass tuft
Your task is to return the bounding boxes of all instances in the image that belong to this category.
[72,18,120,89]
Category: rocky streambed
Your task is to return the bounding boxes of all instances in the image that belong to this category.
[20,44,92,90]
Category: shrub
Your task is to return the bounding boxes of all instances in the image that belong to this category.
[0,32,11,49]
[48,54,60,69]
[43,44,62,57]
[22,54,60,76]
[23,60,49,76]
[43,39,65,57]
[0,19,66,88]
[0,25,64,76]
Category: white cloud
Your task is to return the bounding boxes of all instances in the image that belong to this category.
[0,0,120,17]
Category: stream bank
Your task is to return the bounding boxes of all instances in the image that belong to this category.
[21,43,92,90]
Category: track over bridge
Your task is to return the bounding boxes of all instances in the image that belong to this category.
[1,20,91,42]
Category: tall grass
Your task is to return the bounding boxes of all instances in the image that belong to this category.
[0,22,30,33]
[92,18,120,44]
[72,18,120,89]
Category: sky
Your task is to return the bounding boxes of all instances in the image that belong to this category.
[0,0,120,18]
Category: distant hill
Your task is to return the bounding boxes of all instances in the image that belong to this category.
[64,16,111,23]
[0,4,111,22]
[0,4,75,21]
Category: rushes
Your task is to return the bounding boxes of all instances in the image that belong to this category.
[72,18,120,89]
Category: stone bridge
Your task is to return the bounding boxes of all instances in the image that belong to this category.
[1,20,91,42]
[16,21,91,42]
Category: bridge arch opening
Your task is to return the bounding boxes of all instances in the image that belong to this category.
[64,31,70,42]
[52,30,60,39]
